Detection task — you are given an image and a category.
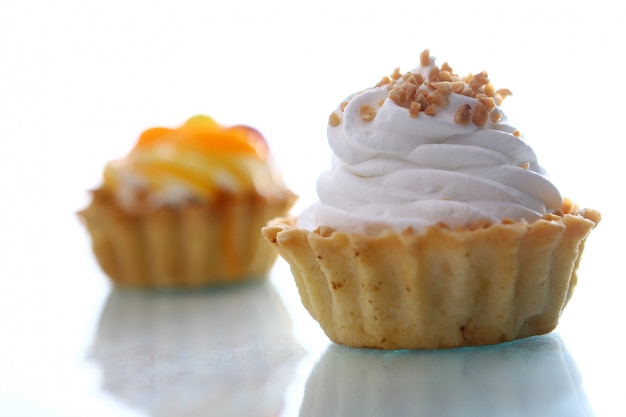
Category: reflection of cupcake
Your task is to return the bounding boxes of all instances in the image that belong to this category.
[301,335,592,417]
[263,50,600,349]
[79,115,296,288]
[89,281,303,417]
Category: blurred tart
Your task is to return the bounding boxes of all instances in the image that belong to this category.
[80,115,296,288]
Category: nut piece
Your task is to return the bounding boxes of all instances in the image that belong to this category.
[424,104,437,116]
[474,71,489,85]
[409,101,421,118]
[495,88,513,105]
[427,90,449,108]
[420,49,430,67]
[450,81,465,93]
[490,107,502,123]
[406,73,424,86]
[375,76,391,87]
[329,112,341,127]
[403,82,418,101]
[454,104,472,125]
[438,70,453,82]
[431,82,452,94]
[471,102,489,127]
[476,94,496,112]
[414,93,430,111]
[359,104,377,121]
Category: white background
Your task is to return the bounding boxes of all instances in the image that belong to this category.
[0,1,624,416]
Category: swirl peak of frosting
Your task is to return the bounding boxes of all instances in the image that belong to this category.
[299,50,563,234]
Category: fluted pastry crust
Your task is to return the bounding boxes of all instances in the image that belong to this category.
[80,188,294,288]
[262,208,600,349]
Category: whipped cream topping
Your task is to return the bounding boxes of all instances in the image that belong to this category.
[299,51,562,234]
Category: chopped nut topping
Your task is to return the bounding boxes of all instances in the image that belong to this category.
[424,104,437,116]
[427,90,449,108]
[431,82,452,94]
[420,49,430,67]
[490,107,502,123]
[513,130,522,137]
[375,76,391,87]
[340,101,349,112]
[484,82,495,98]
[389,85,404,102]
[496,88,513,100]
[363,49,512,124]
[403,82,418,101]
[473,71,489,84]
[495,88,513,105]
[428,66,440,82]
[415,93,430,111]
[438,70,453,82]
[461,87,475,97]
[471,102,489,127]
[359,104,377,121]
[562,197,575,214]
[477,94,496,111]
[377,98,385,107]
[519,162,530,170]
[329,112,341,127]
[450,81,465,93]
[455,104,472,125]
[469,78,484,91]
[405,74,418,85]
[409,101,421,118]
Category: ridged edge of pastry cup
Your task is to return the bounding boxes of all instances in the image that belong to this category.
[262,208,600,349]
[79,189,295,289]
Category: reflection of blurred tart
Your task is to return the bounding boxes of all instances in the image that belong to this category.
[79,115,296,288]
[89,281,303,416]
[301,335,592,416]
[263,50,600,349]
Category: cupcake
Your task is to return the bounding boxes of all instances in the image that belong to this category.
[80,115,296,288]
[262,50,600,349]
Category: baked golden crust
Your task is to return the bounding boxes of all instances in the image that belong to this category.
[80,188,295,288]
[262,208,600,349]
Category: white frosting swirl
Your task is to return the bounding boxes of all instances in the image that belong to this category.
[299,58,562,234]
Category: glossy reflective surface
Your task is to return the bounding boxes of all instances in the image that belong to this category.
[90,283,304,417]
[303,336,591,417]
